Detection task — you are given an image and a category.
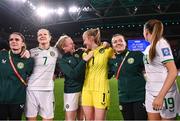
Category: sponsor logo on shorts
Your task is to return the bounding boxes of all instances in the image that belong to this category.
[101,102,105,105]
[19,104,24,109]
[169,108,174,112]
[119,105,123,110]
[66,104,69,109]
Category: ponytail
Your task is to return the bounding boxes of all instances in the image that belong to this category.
[144,19,163,61]
[83,28,101,45]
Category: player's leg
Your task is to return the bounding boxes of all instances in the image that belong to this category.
[39,91,54,120]
[94,91,109,120]
[9,103,25,120]
[64,92,81,120]
[25,90,38,121]
[120,102,134,120]
[94,108,107,120]
[161,90,176,120]
[0,104,8,120]
[77,106,85,120]
[81,90,94,120]
[133,101,147,120]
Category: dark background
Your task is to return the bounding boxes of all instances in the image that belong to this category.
[0,0,180,68]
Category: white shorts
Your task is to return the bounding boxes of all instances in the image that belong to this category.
[25,90,54,119]
[64,92,81,111]
[145,90,177,119]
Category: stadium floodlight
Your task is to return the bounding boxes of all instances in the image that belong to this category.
[28,2,36,10]
[56,7,64,15]
[11,0,27,3]
[69,6,79,13]
[21,0,26,2]
[36,6,50,18]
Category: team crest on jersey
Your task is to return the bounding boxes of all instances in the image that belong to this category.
[99,48,105,54]
[74,54,79,58]
[127,58,134,64]
[17,62,24,69]
[161,48,171,56]
[1,59,6,64]
[50,51,55,57]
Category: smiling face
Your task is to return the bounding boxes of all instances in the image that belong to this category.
[111,35,126,53]
[37,29,51,45]
[63,37,75,54]
[9,33,25,53]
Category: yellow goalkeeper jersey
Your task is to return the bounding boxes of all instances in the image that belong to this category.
[82,45,113,92]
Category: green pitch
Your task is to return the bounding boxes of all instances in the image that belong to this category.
[53,76,180,120]
[24,76,180,120]
[53,78,123,120]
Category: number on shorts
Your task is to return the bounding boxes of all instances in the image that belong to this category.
[164,97,174,112]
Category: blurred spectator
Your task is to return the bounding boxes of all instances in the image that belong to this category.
[0,37,9,50]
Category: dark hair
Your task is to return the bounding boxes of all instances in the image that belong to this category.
[9,32,26,51]
[144,19,163,61]
[111,34,125,42]
[9,32,25,42]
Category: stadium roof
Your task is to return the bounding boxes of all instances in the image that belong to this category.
[0,0,180,45]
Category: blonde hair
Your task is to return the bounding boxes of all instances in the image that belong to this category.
[37,28,51,36]
[144,19,163,61]
[55,35,70,54]
[83,28,101,46]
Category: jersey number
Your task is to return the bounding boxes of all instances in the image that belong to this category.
[43,57,47,65]
[164,97,174,112]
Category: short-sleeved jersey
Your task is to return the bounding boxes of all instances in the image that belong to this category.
[27,47,58,90]
[82,45,113,92]
[143,38,176,92]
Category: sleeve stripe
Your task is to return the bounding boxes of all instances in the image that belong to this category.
[162,59,174,63]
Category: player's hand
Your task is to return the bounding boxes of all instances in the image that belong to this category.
[21,50,30,58]
[83,51,94,62]
[152,95,164,111]
[76,47,87,52]
[102,41,110,48]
